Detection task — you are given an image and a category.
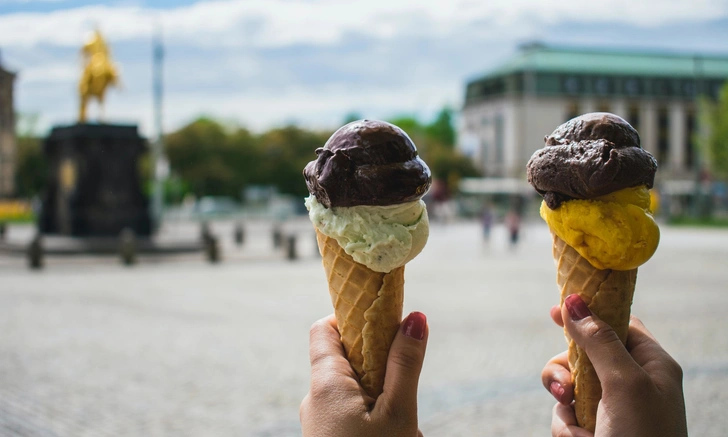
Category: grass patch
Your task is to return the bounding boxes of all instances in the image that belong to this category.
[0,215,35,224]
[0,201,35,224]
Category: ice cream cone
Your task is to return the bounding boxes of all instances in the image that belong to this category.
[315,230,404,399]
[552,233,637,432]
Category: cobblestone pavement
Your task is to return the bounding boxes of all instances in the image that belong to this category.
[1,219,727,436]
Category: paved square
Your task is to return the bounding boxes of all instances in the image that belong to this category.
[1,219,727,436]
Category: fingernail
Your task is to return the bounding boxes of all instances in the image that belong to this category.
[549,381,565,403]
[401,311,427,340]
[564,294,591,321]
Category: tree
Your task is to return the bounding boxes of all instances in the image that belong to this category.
[164,118,329,200]
[342,112,363,125]
[162,109,478,203]
[14,113,46,198]
[697,82,728,179]
[389,110,479,196]
[425,106,456,148]
[256,125,330,197]
[164,117,259,198]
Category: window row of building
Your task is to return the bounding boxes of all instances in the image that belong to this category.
[466,73,725,103]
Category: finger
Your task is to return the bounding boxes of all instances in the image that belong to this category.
[625,316,665,359]
[376,311,429,420]
[628,315,658,343]
[626,316,684,383]
[552,403,594,437]
[561,295,643,385]
[541,351,573,405]
[308,315,361,391]
[309,315,345,371]
[550,304,564,327]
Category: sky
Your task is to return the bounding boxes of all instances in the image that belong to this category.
[1,0,728,138]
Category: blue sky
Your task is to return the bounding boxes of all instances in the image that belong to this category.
[1,0,728,137]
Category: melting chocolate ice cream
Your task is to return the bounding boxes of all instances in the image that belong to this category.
[303,119,432,208]
[527,113,658,209]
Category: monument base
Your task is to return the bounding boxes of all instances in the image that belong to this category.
[39,123,152,237]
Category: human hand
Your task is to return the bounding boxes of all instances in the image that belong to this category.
[541,295,687,437]
[300,312,429,437]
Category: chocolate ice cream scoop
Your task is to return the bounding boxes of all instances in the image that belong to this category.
[303,119,432,208]
[527,113,657,209]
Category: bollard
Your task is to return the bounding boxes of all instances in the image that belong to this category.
[0,222,6,240]
[200,221,211,241]
[205,234,220,263]
[234,222,244,246]
[272,225,282,249]
[286,234,297,261]
[119,228,137,266]
[28,234,43,270]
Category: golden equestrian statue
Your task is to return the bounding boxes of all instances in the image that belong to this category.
[78,29,119,123]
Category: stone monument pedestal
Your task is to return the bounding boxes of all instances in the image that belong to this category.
[39,123,152,237]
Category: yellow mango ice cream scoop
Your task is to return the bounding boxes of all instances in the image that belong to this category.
[540,185,659,270]
[527,112,659,432]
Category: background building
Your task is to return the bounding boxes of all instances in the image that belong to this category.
[459,43,728,189]
[0,50,17,198]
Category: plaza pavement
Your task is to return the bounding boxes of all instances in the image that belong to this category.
[1,218,727,436]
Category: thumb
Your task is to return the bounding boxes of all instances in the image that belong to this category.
[562,294,642,384]
[375,311,429,419]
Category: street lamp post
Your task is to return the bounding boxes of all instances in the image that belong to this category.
[151,23,167,231]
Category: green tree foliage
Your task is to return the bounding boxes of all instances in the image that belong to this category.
[255,126,330,197]
[389,109,479,195]
[164,117,258,198]
[342,112,363,125]
[162,107,477,202]
[697,82,728,179]
[14,113,46,198]
[15,135,46,198]
[425,107,456,148]
[164,117,330,199]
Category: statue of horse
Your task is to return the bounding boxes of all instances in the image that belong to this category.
[78,30,119,123]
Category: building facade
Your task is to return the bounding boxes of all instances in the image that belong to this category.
[460,43,728,186]
[0,52,17,198]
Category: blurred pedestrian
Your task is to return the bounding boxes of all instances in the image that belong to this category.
[481,202,494,243]
[504,208,521,248]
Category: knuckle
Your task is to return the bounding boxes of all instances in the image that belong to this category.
[664,356,684,381]
[388,348,422,372]
[309,374,339,399]
[377,396,407,422]
[586,321,620,345]
[299,394,310,420]
[608,368,652,394]
[309,318,328,340]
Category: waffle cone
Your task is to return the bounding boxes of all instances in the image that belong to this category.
[315,230,404,399]
[552,233,637,432]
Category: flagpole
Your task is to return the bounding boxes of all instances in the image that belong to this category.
[151,21,167,231]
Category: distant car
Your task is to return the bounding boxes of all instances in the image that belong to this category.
[195,196,240,217]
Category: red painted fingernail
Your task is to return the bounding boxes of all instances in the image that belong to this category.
[564,294,591,321]
[550,381,565,403]
[402,312,427,340]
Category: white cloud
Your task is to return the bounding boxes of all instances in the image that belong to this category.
[1,0,727,49]
[2,0,728,135]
